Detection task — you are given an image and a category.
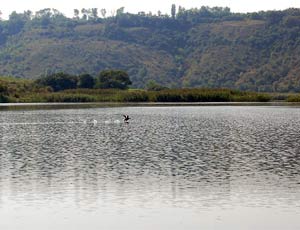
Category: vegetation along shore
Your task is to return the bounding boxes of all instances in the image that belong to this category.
[1,71,298,103]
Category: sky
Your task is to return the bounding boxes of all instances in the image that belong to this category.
[1,0,300,18]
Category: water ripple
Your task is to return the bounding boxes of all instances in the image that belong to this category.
[0,106,300,227]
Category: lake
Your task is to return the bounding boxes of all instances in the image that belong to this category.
[0,105,300,229]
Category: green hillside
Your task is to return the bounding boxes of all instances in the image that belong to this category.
[0,7,300,92]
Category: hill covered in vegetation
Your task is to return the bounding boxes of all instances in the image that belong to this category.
[0,6,300,92]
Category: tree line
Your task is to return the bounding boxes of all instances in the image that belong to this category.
[0,5,289,35]
[35,70,132,92]
[1,5,298,45]
[1,5,299,44]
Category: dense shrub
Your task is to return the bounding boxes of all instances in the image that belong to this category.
[0,94,9,103]
[117,91,149,102]
[287,94,300,102]
[43,93,97,102]
[36,72,78,91]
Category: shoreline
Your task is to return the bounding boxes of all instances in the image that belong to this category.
[1,101,300,110]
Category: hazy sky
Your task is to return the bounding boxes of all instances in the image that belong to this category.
[1,0,300,18]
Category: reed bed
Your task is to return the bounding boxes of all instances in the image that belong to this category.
[4,88,273,103]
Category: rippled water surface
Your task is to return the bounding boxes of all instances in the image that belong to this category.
[0,106,300,229]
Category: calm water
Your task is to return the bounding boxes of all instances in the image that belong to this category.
[0,106,300,229]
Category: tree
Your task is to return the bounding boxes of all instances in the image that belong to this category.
[23,10,32,20]
[146,80,168,91]
[116,7,125,16]
[34,8,63,18]
[138,11,146,17]
[96,70,132,89]
[0,84,8,94]
[178,6,185,15]
[81,8,88,20]
[73,9,80,19]
[266,10,285,25]
[0,84,9,102]
[36,72,77,91]
[100,8,107,18]
[111,9,116,17]
[0,94,9,103]
[0,24,5,44]
[171,4,176,19]
[7,11,27,35]
[91,8,98,19]
[77,74,95,88]
[32,8,65,28]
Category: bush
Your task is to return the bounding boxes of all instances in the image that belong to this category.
[154,92,182,102]
[36,72,78,91]
[0,94,9,103]
[287,94,300,102]
[231,93,271,102]
[153,89,232,102]
[118,91,149,102]
[96,70,132,89]
[43,93,97,102]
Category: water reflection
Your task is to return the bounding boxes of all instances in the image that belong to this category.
[0,106,300,229]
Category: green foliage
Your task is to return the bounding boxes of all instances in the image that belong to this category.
[77,74,95,88]
[148,88,271,102]
[114,90,149,102]
[287,94,300,102]
[36,72,77,91]
[0,76,50,102]
[145,80,168,91]
[171,4,176,19]
[42,93,97,102]
[230,92,272,102]
[0,84,8,94]
[6,11,28,34]
[35,70,131,92]
[96,70,132,89]
[152,88,232,102]
[0,94,9,102]
[116,7,125,16]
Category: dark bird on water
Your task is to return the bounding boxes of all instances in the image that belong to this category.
[123,114,131,123]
